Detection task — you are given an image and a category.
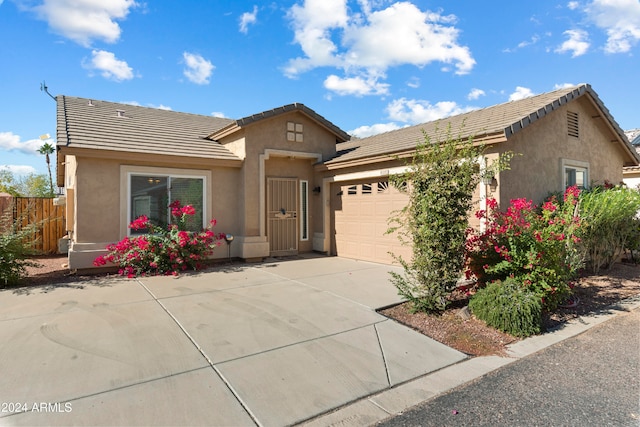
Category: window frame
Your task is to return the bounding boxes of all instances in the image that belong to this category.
[561,159,589,190]
[121,166,210,238]
[300,180,309,241]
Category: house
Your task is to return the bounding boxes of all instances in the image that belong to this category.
[56,84,640,270]
[623,129,640,190]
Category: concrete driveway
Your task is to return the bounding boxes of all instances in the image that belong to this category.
[0,255,466,426]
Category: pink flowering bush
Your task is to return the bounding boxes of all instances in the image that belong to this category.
[94,201,225,277]
[465,186,584,311]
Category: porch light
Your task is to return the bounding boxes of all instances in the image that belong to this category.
[313,186,321,194]
[481,172,495,186]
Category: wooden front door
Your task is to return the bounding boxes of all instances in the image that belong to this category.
[267,177,298,256]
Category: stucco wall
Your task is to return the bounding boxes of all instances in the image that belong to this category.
[70,155,241,264]
[494,98,629,205]
[221,110,339,241]
[74,157,120,243]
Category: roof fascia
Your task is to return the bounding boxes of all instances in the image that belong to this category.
[581,88,640,166]
[321,133,506,170]
[57,146,243,168]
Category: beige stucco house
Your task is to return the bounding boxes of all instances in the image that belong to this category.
[56,84,639,270]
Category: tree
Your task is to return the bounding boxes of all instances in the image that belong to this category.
[0,169,53,197]
[0,169,22,196]
[22,173,54,197]
[37,142,55,196]
[387,126,513,313]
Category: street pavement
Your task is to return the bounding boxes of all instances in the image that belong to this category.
[376,306,640,427]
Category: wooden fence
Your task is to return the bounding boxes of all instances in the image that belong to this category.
[1,197,66,254]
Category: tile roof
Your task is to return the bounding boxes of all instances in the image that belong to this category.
[325,84,637,165]
[56,96,241,161]
[207,103,351,142]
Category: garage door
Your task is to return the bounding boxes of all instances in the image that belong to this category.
[332,180,412,265]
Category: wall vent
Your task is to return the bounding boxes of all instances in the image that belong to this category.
[567,111,579,138]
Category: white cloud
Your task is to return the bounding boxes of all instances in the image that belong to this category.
[555,29,590,57]
[285,1,474,95]
[568,1,580,10]
[323,74,389,96]
[467,88,485,100]
[0,165,38,176]
[554,82,577,89]
[284,0,349,76]
[509,86,536,101]
[149,104,172,111]
[121,101,172,110]
[585,0,640,53]
[349,122,402,138]
[32,0,137,47]
[239,5,258,34]
[503,35,541,53]
[0,132,45,155]
[182,52,215,85]
[406,77,420,88]
[386,98,476,124]
[211,112,227,118]
[83,50,134,81]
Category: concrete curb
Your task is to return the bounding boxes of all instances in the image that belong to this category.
[299,295,640,427]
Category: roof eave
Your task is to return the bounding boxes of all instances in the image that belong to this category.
[57,146,243,168]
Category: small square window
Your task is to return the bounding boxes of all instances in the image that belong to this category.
[286,121,304,142]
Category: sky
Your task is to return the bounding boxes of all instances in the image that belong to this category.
[1,0,640,177]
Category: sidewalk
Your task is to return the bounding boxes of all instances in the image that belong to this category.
[301,294,640,426]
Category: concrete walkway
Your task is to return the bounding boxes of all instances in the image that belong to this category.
[0,255,466,427]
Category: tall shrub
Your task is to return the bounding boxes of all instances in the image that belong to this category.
[0,201,39,286]
[579,186,640,273]
[387,127,512,313]
[465,187,584,311]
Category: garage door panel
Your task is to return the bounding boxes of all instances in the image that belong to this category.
[358,201,375,217]
[333,180,411,265]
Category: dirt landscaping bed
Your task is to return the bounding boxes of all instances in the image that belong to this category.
[18,255,640,358]
[381,262,640,357]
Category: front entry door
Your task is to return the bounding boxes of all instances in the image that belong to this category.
[267,177,298,256]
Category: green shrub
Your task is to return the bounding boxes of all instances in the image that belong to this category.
[386,126,515,313]
[94,201,224,277]
[469,278,543,337]
[579,186,640,273]
[0,202,39,287]
[466,187,583,311]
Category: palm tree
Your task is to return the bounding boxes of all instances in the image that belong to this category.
[38,142,55,196]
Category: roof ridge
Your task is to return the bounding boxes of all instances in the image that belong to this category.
[354,84,586,143]
[60,95,234,122]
